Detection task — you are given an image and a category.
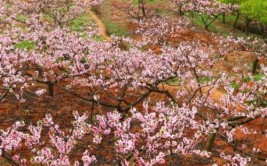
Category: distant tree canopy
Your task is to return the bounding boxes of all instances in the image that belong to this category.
[241,0,267,24]
[220,0,267,24]
[219,0,267,34]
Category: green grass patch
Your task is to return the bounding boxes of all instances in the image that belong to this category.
[42,13,54,22]
[200,76,212,83]
[243,76,251,82]
[184,12,258,37]
[69,13,94,32]
[103,19,128,36]
[92,35,106,42]
[185,12,220,32]
[217,14,237,25]
[230,82,240,90]
[15,14,28,22]
[15,41,35,50]
[165,77,180,85]
[185,12,202,26]
[253,74,264,81]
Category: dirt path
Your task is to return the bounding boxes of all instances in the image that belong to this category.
[86,8,111,41]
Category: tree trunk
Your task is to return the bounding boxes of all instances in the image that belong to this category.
[141,2,146,17]
[222,13,226,24]
[179,5,183,16]
[90,102,94,123]
[2,151,19,166]
[204,132,217,151]
[233,13,240,30]
[205,24,209,30]
[48,82,54,97]
[170,138,173,155]
[252,57,259,74]
[245,20,251,35]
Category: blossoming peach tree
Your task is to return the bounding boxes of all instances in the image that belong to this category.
[0,0,267,165]
[170,0,237,30]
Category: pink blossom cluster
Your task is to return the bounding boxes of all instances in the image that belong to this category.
[133,16,191,45]
[1,98,265,165]
[11,0,104,26]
